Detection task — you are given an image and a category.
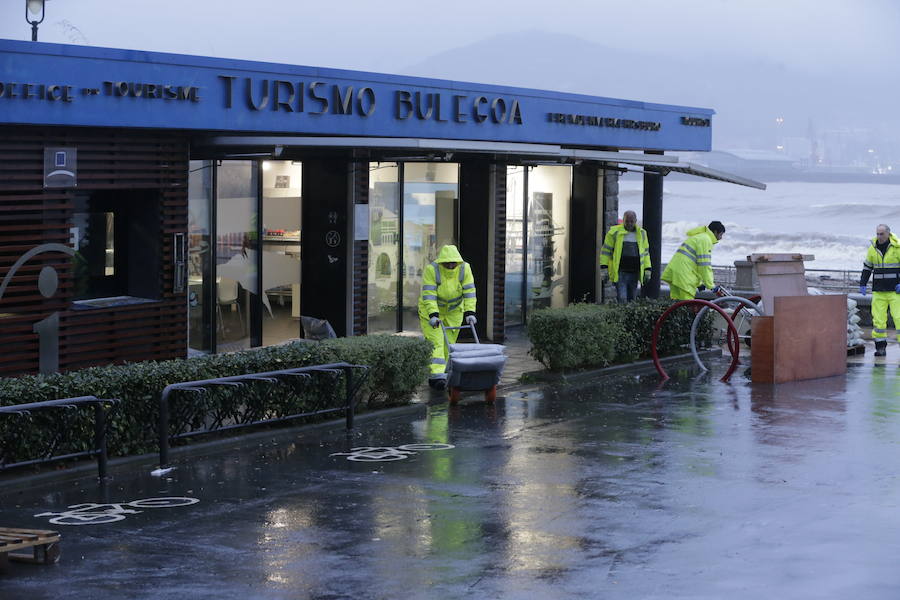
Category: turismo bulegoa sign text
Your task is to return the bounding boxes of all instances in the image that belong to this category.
[0,75,707,132]
[219,76,524,124]
[0,77,525,125]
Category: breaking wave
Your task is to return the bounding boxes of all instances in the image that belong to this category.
[618,179,897,271]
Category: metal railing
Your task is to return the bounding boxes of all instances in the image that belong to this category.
[0,396,118,480]
[709,264,859,292]
[158,363,369,467]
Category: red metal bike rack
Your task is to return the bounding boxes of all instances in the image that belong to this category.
[652,299,741,383]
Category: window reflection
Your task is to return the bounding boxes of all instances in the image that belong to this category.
[188,160,212,354]
[367,162,460,333]
[216,161,258,352]
[401,162,459,332]
[504,165,571,325]
[505,167,526,325]
[261,160,303,345]
[527,165,570,312]
[368,163,400,333]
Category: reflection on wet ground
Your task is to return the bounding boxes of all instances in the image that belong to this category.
[2,357,900,599]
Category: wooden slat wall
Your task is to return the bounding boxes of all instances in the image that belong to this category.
[352,160,369,336]
[0,126,189,376]
[492,164,507,343]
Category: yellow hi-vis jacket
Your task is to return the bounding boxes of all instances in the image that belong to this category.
[417,244,477,318]
[599,224,651,283]
[861,233,900,292]
[661,225,717,293]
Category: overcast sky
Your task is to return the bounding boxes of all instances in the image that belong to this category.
[3,0,899,151]
[2,0,898,80]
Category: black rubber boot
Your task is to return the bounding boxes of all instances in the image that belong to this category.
[428,377,447,390]
[875,340,887,357]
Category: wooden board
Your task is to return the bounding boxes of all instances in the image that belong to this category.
[772,295,847,383]
[750,315,775,383]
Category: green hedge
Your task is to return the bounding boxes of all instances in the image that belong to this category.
[0,334,431,463]
[527,299,715,371]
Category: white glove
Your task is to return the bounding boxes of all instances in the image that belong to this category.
[429,316,441,328]
[465,314,477,326]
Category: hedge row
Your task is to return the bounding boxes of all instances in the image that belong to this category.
[0,335,431,462]
[526,299,715,371]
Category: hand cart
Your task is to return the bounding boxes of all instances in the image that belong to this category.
[440,323,507,404]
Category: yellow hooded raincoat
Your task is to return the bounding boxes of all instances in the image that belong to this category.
[661,225,718,300]
[418,245,477,377]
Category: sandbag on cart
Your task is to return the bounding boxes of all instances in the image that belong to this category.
[441,323,507,404]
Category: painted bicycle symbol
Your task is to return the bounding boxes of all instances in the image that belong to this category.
[330,443,455,462]
[35,497,199,526]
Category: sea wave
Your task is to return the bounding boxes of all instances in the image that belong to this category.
[617,179,894,270]
[658,223,868,270]
[807,202,900,220]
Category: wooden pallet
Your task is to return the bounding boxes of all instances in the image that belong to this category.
[0,528,61,572]
[847,344,866,356]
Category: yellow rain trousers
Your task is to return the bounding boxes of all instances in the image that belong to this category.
[872,292,900,341]
[862,233,900,341]
[418,245,477,377]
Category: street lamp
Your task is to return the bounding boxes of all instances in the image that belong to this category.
[25,0,46,42]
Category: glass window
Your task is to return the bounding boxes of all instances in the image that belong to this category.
[505,167,526,325]
[401,162,459,332]
[71,190,160,302]
[216,161,258,352]
[261,160,303,346]
[504,165,572,326]
[527,165,570,312]
[367,162,400,333]
[188,160,213,354]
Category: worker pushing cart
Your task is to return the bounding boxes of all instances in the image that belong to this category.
[419,245,478,390]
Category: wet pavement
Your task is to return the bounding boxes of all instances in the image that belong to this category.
[3,347,900,599]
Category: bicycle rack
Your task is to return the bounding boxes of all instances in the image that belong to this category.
[0,396,119,480]
[158,362,369,467]
[651,299,741,383]
[689,295,763,372]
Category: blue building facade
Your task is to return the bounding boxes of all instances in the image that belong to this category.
[0,39,747,374]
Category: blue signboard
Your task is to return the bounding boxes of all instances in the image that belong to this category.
[0,39,713,151]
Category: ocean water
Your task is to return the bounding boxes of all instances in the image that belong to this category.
[618,179,900,272]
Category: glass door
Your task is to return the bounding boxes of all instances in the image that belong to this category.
[505,167,526,326]
[401,163,459,332]
[504,165,572,327]
[527,165,570,312]
[261,160,303,345]
[215,160,259,352]
[187,160,213,354]
[367,163,400,333]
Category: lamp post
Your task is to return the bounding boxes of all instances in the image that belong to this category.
[25,0,46,41]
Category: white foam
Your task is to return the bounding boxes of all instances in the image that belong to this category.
[618,179,894,271]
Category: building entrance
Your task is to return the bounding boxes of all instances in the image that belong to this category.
[187,159,303,354]
[367,162,460,333]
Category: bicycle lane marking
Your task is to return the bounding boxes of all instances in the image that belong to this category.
[34,497,200,526]
[329,444,455,462]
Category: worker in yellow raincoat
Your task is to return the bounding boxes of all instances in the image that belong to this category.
[599,210,652,303]
[661,221,725,300]
[859,223,900,357]
[419,244,477,389]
